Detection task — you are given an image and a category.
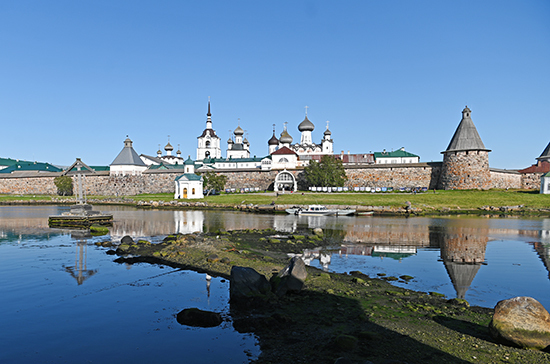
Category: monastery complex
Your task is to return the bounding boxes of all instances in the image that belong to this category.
[1,101,550,196]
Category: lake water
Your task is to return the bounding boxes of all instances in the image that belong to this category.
[1,205,550,363]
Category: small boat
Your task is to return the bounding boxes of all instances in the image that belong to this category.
[286,205,339,216]
[335,208,356,216]
[357,211,374,216]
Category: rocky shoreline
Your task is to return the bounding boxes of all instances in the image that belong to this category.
[96,228,550,364]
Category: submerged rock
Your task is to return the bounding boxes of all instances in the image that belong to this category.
[489,296,550,350]
[121,235,134,244]
[229,266,272,304]
[176,308,222,328]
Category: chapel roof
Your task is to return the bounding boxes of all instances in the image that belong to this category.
[443,106,491,153]
[175,173,202,182]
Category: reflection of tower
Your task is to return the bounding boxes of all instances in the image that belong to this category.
[532,218,550,279]
[65,231,97,285]
[434,226,488,299]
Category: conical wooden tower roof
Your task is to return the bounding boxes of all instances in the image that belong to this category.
[536,142,550,162]
[443,106,490,153]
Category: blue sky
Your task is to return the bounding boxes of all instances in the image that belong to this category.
[1,0,549,169]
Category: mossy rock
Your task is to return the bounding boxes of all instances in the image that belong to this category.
[137,240,151,245]
[447,298,470,307]
[429,292,445,298]
[335,334,358,351]
[352,277,365,284]
[90,225,109,236]
[292,235,305,240]
[399,275,414,281]
[268,238,281,244]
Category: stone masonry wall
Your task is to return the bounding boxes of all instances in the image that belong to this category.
[489,170,522,189]
[0,164,542,195]
[344,163,441,190]
[521,172,543,190]
[439,151,491,190]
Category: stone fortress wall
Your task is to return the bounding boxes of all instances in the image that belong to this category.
[0,106,544,196]
[0,163,536,196]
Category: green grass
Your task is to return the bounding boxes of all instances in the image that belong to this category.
[0,194,56,201]
[205,189,550,210]
[2,189,550,212]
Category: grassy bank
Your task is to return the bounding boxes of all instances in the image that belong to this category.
[2,189,550,215]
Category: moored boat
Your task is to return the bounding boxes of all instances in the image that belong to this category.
[286,205,338,216]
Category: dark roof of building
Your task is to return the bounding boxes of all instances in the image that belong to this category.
[518,160,550,174]
[537,142,550,161]
[272,146,298,156]
[268,132,279,145]
[198,128,220,139]
[230,143,245,150]
[298,115,315,132]
[443,107,490,153]
[111,138,147,166]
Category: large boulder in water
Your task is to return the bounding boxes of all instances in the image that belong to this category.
[230,266,272,304]
[176,308,222,327]
[121,235,134,244]
[489,296,550,350]
[271,256,307,297]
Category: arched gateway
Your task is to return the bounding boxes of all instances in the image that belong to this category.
[274,170,297,192]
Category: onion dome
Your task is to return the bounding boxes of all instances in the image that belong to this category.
[268,132,279,145]
[184,156,194,165]
[324,128,332,136]
[280,128,293,144]
[227,137,234,144]
[234,125,244,135]
[298,115,315,132]
[165,142,173,152]
[243,137,249,146]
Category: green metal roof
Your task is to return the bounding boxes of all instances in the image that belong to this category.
[373,150,419,159]
[147,163,182,170]
[66,165,110,172]
[0,160,62,173]
[175,173,203,181]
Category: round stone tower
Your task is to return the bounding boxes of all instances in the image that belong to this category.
[439,106,491,190]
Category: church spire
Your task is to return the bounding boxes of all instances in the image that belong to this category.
[206,97,213,129]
